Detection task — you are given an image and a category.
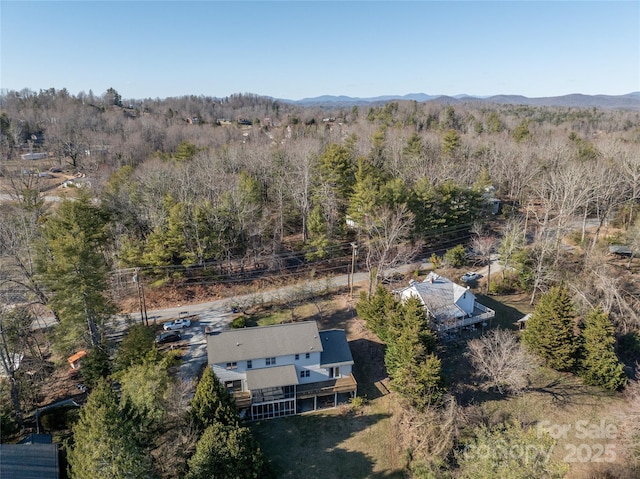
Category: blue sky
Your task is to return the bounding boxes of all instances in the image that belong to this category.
[1,1,638,100]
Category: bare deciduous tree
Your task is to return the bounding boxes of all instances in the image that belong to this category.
[361,203,418,296]
[392,396,460,469]
[466,328,539,395]
[498,216,525,281]
[471,234,498,294]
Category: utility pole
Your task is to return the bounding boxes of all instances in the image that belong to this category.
[133,269,148,326]
[350,242,358,298]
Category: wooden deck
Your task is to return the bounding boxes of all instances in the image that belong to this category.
[296,374,358,399]
[232,374,358,408]
[232,391,251,409]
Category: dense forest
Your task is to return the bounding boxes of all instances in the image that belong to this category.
[2,88,640,302]
[1,87,640,478]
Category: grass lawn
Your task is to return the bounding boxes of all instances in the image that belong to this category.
[251,398,405,479]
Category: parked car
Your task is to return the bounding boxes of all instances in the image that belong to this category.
[460,272,483,283]
[155,331,182,344]
[163,318,191,331]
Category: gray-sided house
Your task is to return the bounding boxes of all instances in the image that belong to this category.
[206,321,357,420]
[397,272,495,335]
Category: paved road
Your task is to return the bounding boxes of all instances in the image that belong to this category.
[139,261,434,381]
[0,193,64,203]
[36,256,502,382]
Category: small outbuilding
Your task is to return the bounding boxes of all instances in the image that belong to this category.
[67,350,87,370]
[517,313,532,330]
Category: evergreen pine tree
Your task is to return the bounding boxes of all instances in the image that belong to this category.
[36,194,114,352]
[579,307,627,391]
[305,204,332,261]
[355,286,401,341]
[190,367,238,431]
[186,423,271,479]
[522,286,579,371]
[67,380,152,479]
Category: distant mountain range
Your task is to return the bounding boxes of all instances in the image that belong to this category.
[288,92,640,110]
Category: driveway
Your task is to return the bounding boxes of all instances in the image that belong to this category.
[148,261,434,382]
[37,257,503,383]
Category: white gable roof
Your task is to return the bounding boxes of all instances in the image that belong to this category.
[399,272,475,321]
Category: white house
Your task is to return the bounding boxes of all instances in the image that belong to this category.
[206,321,357,420]
[397,272,495,334]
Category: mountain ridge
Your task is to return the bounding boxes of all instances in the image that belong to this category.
[286,92,640,110]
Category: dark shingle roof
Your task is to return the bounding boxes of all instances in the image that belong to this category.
[0,443,59,479]
[246,364,299,390]
[207,321,323,364]
[319,329,354,367]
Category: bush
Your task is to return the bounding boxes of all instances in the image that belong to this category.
[429,253,441,269]
[115,324,155,370]
[349,395,367,411]
[0,398,18,438]
[442,244,466,268]
[231,316,246,328]
[488,273,520,294]
[39,406,80,432]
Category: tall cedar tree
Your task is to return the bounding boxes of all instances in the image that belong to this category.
[315,143,355,238]
[522,286,579,371]
[67,380,152,479]
[579,307,627,391]
[357,288,443,408]
[190,367,238,431]
[36,194,114,352]
[355,286,401,342]
[185,422,271,479]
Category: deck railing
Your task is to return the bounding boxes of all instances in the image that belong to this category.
[433,302,495,332]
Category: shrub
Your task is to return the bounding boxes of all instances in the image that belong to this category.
[429,252,441,269]
[81,346,111,388]
[349,395,367,410]
[442,244,466,268]
[231,316,246,329]
[0,395,18,438]
[488,273,520,294]
[115,324,155,371]
[40,406,79,432]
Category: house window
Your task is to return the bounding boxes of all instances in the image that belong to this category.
[305,352,310,359]
[225,380,242,392]
[295,354,299,360]
[265,357,276,366]
[247,360,252,369]
[226,362,237,370]
[300,370,310,378]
